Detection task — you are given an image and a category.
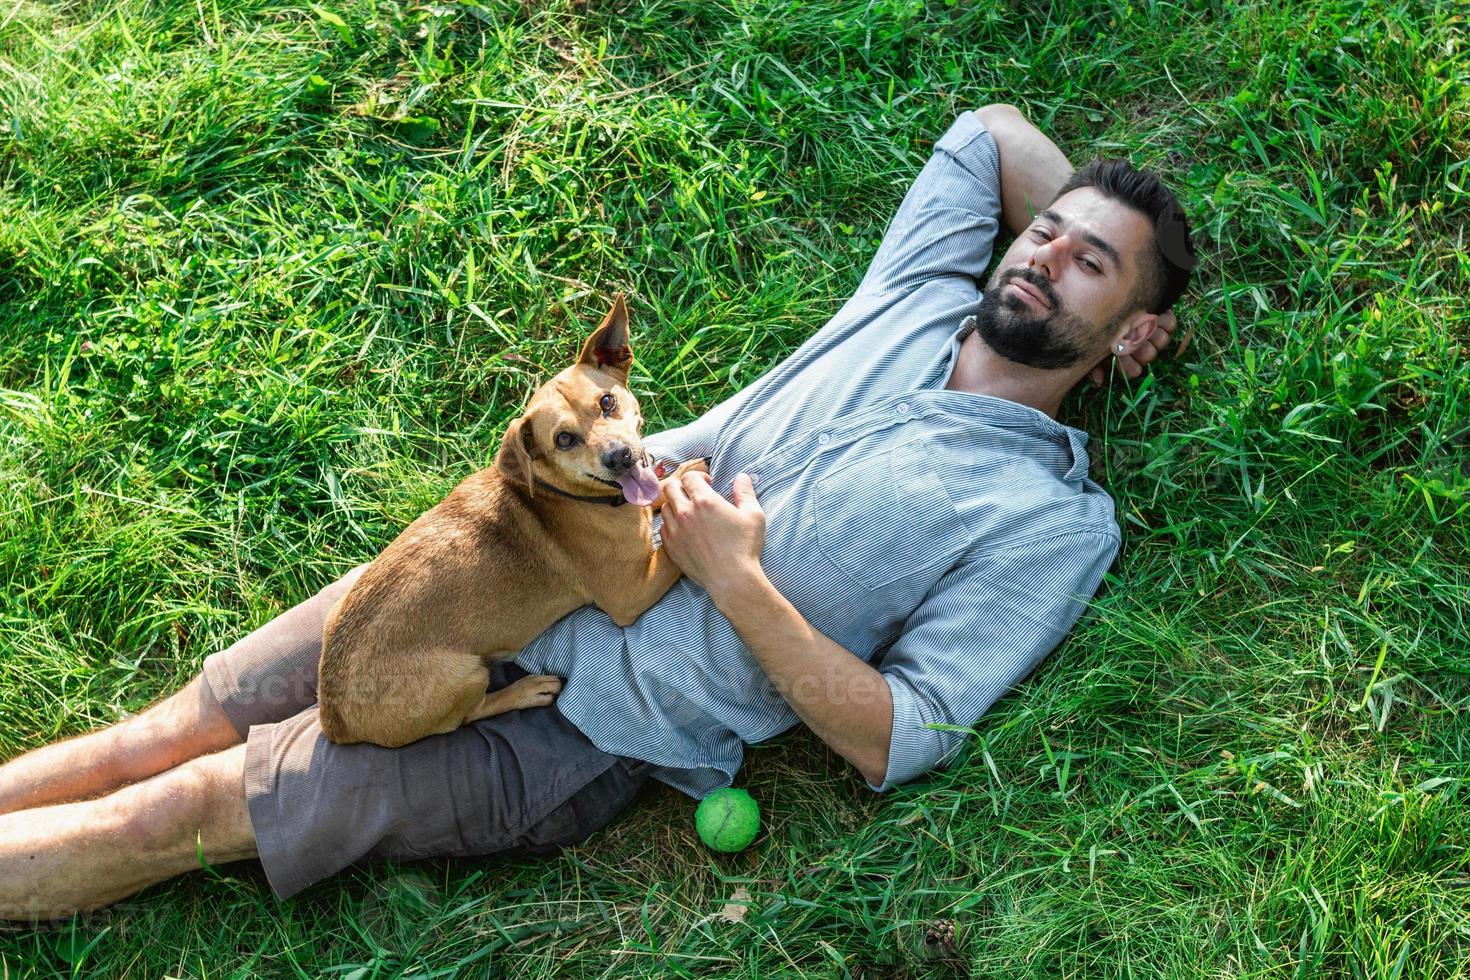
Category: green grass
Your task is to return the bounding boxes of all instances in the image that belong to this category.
[1,0,1467,975]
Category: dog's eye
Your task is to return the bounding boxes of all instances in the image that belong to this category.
[599,393,616,416]
[555,432,578,449]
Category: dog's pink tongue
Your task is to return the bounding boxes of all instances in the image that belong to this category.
[616,464,661,506]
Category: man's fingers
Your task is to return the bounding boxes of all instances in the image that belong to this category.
[732,473,763,513]
[1089,309,1184,388]
[663,473,691,516]
[681,471,716,502]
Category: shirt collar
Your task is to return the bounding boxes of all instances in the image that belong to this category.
[942,315,1093,484]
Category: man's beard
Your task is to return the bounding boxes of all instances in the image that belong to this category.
[974,272,1091,370]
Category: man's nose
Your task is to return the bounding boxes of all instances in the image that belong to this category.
[602,445,635,474]
[1030,235,1073,278]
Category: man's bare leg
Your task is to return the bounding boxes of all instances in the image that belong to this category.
[0,742,256,922]
[0,673,241,816]
[1,564,367,816]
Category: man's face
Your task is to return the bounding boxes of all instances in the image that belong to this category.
[975,188,1155,370]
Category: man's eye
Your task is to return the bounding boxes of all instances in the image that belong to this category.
[555,432,578,449]
[599,394,617,415]
[1034,228,1099,273]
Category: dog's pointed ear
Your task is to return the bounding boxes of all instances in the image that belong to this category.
[495,416,539,495]
[577,293,633,376]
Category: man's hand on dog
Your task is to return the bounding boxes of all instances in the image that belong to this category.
[1086,307,1186,387]
[659,470,766,599]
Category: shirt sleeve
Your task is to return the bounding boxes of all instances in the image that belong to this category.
[869,530,1121,792]
[641,392,742,467]
[855,110,1006,296]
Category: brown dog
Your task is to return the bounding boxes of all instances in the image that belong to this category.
[317,295,706,747]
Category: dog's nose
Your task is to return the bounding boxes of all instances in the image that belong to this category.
[602,445,635,474]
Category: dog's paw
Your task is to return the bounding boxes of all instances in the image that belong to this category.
[662,457,710,486]
[501,674,563,710]
[652,457,711,510]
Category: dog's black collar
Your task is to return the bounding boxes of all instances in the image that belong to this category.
[531,477,628,507]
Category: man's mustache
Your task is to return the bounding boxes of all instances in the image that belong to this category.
[1003,270,1057,311]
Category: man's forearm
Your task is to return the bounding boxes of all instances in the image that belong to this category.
[710,569,893,787]
[974,103,1076,237]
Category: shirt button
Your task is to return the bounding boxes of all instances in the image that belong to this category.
[897,402,910,415]
[816,432,831,445]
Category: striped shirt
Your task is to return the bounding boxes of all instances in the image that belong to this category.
[516,110,1122,796]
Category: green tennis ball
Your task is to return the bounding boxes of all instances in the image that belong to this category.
[695,787,761,853]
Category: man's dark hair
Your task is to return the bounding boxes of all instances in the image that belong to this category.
[1055,159,1197,316]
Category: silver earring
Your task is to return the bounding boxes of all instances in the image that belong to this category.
[1115,343,1125,353]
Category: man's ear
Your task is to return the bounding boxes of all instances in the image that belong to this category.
[495,416,540,494]
[577,293,633,376]
[1111,309,1160,358]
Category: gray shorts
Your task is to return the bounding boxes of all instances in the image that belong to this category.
[201,564,651,901]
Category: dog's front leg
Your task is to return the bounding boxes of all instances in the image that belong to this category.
[598,458,708,627]
[596,546,683,628]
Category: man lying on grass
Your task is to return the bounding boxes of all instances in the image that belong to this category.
[0,103,1195,920]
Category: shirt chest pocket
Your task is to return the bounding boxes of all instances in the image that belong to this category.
[811,434,971,590]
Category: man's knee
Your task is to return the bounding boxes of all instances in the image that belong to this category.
[117,765,211,854]
[117,745,252,860]
[332,563,372,601]
[127,673,240,757]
